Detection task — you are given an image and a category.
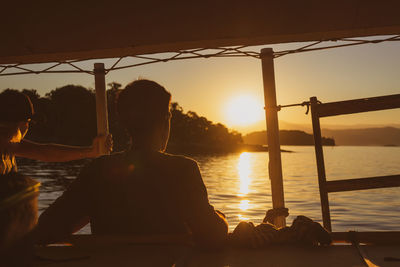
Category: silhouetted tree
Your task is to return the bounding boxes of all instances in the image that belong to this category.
[107,82,130,152]
[107,82,122,91]
[168,102,243,153]
[21,89,40,101]
[1,87,244,153]
[45,85,97,145]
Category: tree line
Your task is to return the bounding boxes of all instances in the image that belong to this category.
[2,83,243,153]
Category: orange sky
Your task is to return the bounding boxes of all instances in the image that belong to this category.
[1,38,400,134]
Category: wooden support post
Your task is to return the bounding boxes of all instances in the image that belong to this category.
[94,63,110,155]
[260,48,286,227]
[310,96,331,231]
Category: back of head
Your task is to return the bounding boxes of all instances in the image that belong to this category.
[0,90,34,141]
[117,79,171,140]
[0,90,34,124]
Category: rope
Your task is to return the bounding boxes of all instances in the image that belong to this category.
[265,100,320,114]
[278,101,311,114]
[1,35,399,76]
[273,99,324,114]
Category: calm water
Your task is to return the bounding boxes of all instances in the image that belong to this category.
[18,146,400,232]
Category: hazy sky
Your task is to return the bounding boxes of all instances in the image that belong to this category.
[1,37,399,134]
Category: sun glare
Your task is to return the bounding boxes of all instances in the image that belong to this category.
[225,95,264,126]
[238,152,251,196]
[239,200,250,211]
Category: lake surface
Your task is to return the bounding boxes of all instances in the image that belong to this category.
[18,146,400,232]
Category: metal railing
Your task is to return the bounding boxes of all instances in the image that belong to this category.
[310,94,400,231]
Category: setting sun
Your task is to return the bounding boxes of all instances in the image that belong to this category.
[225,95,264,126]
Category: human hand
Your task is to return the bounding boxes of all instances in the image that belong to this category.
[263,207,289,224]
[91,134,113,156]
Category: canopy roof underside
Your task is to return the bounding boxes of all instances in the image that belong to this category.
[2,1,400,64]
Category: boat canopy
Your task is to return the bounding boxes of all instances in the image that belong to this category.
[2,0,400,64]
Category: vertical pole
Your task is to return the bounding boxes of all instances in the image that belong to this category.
[94,63,110,155]
[260,48,286,227]
[310,97,332,231]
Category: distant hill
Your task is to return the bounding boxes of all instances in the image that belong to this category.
[243,130,335,146]
[244,127,400,146]
[321,127,400,146]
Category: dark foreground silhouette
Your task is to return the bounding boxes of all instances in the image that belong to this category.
[33,79,228,249]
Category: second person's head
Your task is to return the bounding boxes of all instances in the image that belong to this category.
[117,79,171,151]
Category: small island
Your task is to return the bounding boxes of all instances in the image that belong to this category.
[244,130,335,147]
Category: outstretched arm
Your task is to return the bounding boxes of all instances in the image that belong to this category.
[8,135,112,162]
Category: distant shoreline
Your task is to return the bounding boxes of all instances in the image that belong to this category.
[167,143,399,155]
[166,143,294,154]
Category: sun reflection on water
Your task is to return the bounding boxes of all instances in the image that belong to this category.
[238,152,251,196]
[238,214,249,221]
[238,152,252,221]
[239,199,250,210]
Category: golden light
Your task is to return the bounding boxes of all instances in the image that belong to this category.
[238,152,251,196]
[239,200,250,211]
[225,95,264,126]
[238,214,249,221]
[238,152,252,221]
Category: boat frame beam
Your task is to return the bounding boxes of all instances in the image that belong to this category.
[94,63,110,155]
[260,48,286,227]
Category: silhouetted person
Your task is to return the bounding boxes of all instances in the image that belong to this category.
[0,90,110,265]
[0,90,112,173]
[0,91,40,265]
[35,79,228,248]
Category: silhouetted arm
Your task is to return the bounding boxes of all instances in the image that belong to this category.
[33,164,94,244]
[9,135,112,162]
[182,161,228,249]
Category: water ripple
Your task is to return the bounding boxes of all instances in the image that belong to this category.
[17,146,400,232]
